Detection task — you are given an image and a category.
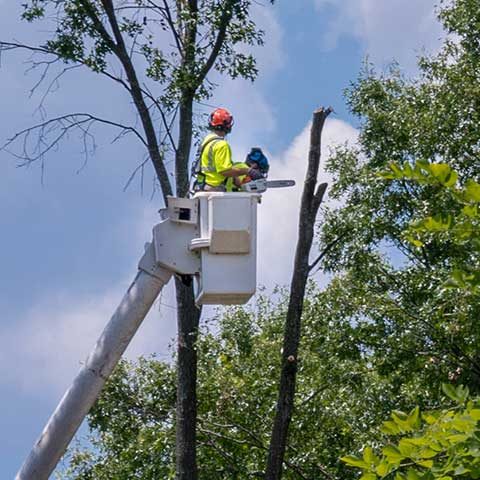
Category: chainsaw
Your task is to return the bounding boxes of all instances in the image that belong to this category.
[240,178,295,193]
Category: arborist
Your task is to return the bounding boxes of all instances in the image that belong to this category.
[193,108,264,192]
[226,147,270,192]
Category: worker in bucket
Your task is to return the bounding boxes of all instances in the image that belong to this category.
[227,147,270,192]
[192,108,264,192]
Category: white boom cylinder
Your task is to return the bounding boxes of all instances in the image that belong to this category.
[16,264,171,480]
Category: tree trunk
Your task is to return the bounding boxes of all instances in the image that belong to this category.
[175,278,201,480]
[176,96,194,197]
[264,107,331,480]
[174,90,200,480]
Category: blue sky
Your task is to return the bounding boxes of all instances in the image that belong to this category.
[0,1,443,477]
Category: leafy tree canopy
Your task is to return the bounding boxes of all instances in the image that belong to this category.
[317,0,480,397]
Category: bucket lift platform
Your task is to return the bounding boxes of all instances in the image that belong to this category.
[152,192,260,305]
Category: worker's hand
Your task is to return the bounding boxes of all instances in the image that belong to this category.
[247,168,264,180]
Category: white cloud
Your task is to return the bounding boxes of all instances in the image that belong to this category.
[0,278,177,397]
[257,117,358,289]
[314,0,444,72]
[0,208,178,398]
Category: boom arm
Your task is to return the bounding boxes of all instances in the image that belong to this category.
[16,245,171,480]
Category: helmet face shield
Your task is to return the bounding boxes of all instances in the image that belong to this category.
[246,147,269,173]
[209,108,234,132]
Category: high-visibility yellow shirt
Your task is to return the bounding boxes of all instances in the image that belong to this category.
[200,133,233,187]
[226,162,249,192]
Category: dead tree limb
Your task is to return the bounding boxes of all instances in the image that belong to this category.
[264,107,332,480]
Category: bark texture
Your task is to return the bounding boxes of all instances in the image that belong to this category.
[175,278,201,480]
[264,107,332,480]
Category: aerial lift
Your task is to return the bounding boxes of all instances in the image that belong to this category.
[16,179,294,480]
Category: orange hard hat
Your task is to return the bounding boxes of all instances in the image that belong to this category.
[209,108,234,132]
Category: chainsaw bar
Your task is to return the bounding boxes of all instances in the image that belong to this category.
[265,180,295,188]
[241,178,295,193]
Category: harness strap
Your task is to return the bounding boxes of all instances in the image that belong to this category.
[201,136,224,173]
[191,135,228,192]
[191,135,223,178]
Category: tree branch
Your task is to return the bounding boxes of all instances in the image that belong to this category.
[83,0,173,199]
[196,0,236,86]
[308,232,348,274]
[157,0,184,55]
[311,182,328,216]
[0,40,131,92]
[2,113,147,167]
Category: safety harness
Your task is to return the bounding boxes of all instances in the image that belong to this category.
[190,134,225,191]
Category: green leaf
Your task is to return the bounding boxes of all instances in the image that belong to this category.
[405,235,425,248]
[423,413,439,425]
[389,162,404,179]
[470,409,480,420]
[391,410,414,432]
[382,420,401,435]
[407,406,421,428]
[442,383,460,402]
[444,170,458,187]
[419,448,438,459]
[363,446,379,465]
[429,163,452,184]
[456,384,469,402]
[376,460,391,477]
[406,469,422,480]
[341,455,369,468]
[462,204,478,218]
[446,434,469,443]
[416,459,433,468]
[398,439,416,458]
[360,473,377,480]
[379,171,397,180]
[465,180,480,202]
[383,445,405,463]
[454,465,470,475]
[403,163,413,178]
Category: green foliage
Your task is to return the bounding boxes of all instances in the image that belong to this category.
[317,0,480,397]
[20,0,268,104]
[381,161,480,292]
[342,385,480,479]
[339,3,480,477]
[60,291,401,479]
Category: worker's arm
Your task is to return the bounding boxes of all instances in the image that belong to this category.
[215,143,263,179]
[218,166,250,178]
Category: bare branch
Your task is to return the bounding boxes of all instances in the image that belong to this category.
[308,232,348,274]
[0,41,52,55]
[158,0,184,55]
[0,40,131,93]
[95,0,173,198]
[141,83,178,153]
[265,107,333,480]
[2,113,148,167]
[123,156,149,192]
[199,416,333,480]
